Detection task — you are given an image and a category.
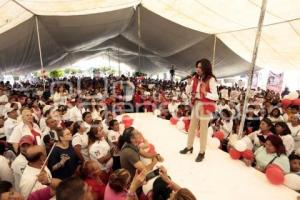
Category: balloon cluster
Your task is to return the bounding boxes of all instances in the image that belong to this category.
[229,136,300,188]
[282,91,300,107]
[170,117,190,133]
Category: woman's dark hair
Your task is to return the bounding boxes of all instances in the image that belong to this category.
[82,112,91,122]
[56,128,66,142]
[108,169,131,193]
[108,119,118,130]
[152,177,172,200]
[220,109,232,120]
[87,127,99,144]
[195,58,216,82]
[173,188,197,200]
[270,108,281,118]
[274,122,291,136]
[261,118,273,129]
[72,121,82,135]
[289,151,300,161]
[266,135,286,156]
[118,127,135,149]
[0,181,13,196]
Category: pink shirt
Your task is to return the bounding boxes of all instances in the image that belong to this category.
[104,185,127,200]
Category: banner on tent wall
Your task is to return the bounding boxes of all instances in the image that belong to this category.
[266,71,284,93]
[251,72,259,89]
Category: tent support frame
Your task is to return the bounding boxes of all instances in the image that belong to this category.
[238,0,268,137]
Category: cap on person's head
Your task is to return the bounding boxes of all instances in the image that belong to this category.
[6,106,17,114]
[19,135,34,146]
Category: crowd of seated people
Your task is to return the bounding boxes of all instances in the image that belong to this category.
[0,75,299,199]
[0,76,197,200]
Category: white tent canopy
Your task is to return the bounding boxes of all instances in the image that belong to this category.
[0,0,299,75]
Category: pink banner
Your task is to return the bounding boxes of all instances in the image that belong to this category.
[266,71,284,93]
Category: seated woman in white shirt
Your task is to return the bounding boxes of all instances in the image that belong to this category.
[274,122,295,156]
[88,125,113,179]
[288,114,300,149]
[268,108,284,124]
[72,121,89,162]
[87,99,101,120]
[107,119,122,171]
[52,85,68,106]
[242,118,274,151]
[243,135,290,174]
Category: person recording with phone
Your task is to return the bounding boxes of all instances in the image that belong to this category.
[180,59,218,162]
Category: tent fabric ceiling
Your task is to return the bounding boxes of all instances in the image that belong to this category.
[0,0,299,76]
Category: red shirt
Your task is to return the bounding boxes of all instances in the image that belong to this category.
[85,178,106,200]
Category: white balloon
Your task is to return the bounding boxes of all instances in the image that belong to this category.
[228,134,239,146]
[209,137,221,149]
[284,173,300,190]
[287,91,299,100]
[176,121,185,130]
[153,109,161,116]
[234,140,247,152]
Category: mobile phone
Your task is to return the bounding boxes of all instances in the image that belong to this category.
[145,168,160,181]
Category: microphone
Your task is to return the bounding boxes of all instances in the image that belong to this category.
[181,72,197,82]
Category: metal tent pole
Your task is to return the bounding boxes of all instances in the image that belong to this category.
[212,35,217,68]
[238,0,268,137]
[35,16,45,91]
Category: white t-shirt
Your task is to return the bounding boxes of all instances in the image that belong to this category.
[8,122,42,145]
[0,155,14,183]
[107,130,121,143]
[288,123,300,149]
[4,118,19,139]
[168,103,179,117]
[0,94,8,117]
[19,165,52,198]
[280,135,295,156]
[220,89,229,100]
[11,154,28,192]
[72,132,89,160]
[66,106,83,122]
[39,117,47,133]
[89,139,113,171]
[220,119,233,138]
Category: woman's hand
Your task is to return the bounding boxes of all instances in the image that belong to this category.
[37,170,51,185]
[129,170,147,191]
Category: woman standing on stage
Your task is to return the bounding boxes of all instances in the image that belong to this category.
[180,59,218,162]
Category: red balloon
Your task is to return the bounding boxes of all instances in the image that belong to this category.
[170,117,178,125]
[281,99,292,108]
[229,148,242,160]
[242,150,254,160]
[265,164,285,185]
[292,99,300,106]
[213,131,225,141]
[182,117,190,132]
[123,117,134,128]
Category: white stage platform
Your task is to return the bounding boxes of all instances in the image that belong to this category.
[126,113,298,200]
